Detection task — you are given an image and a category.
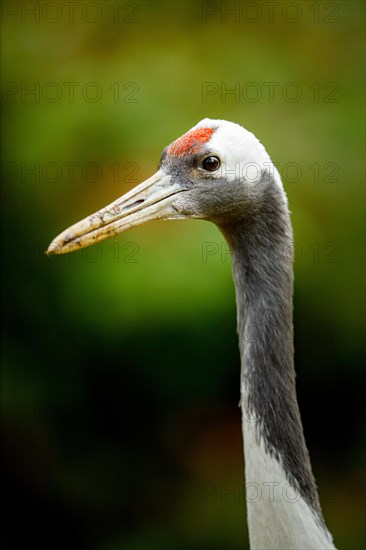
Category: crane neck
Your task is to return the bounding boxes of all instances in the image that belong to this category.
[219,173,335,549]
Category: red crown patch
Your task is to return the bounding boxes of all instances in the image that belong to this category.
[168,127,215,157]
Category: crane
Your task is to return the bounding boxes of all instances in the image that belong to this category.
[47,119,336,549]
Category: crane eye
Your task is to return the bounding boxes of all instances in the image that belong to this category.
[202,156,220,172]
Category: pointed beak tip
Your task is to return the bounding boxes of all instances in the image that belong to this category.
[46,241,61,256]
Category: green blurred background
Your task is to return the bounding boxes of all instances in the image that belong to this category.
[2,1,365,548]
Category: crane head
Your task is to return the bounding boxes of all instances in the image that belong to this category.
[46,118,277,255]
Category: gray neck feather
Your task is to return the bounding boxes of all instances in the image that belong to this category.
[219,173,324,520]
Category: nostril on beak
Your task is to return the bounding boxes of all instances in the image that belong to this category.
[121,199,145,212]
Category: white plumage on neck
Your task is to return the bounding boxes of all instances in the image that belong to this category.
[241,386,335,549]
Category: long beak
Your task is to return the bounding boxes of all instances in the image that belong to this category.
[46,170,183,255]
